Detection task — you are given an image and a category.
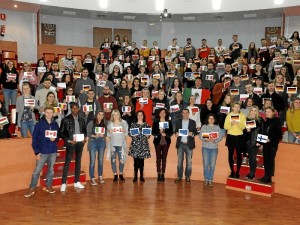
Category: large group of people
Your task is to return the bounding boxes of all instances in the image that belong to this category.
[1,31,300,198]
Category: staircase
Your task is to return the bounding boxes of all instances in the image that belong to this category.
[39,139,86,187]
[226,153,275,197]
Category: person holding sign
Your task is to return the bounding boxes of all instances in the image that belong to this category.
[286,98,300,144]
[128,110,151,182]
[16,82,37,137]
[107,109,129,182]
[135,88,153,126]
[244,106,263,180]
[0,100,11,139]
[258,107,282,184]
[24,107,59,197]
[199,114,223,186]
[59,102,87,191]
[152,108,173,182]
[75,67,95,104]
[87,110,107,185]
[224,102,246,178]
[174,108,198,183]
[119,95,135,128]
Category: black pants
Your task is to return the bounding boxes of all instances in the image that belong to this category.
[134,158,144,177]
[154,144,170,174]
[263,143,278,178]
[62,142,84,184]
[226,134,243,174]
[248,145,259,176]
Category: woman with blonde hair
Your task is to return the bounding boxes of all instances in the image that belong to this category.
[244,105,262,180]
[286,97,300,144]
[19,62,38,94]
[106,109,129,182]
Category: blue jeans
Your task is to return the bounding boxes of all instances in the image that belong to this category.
[2,89,17,112]
[202,147,218,182]
[111,146,125,174]
[288,131,300,144]
[29,153,57,188]
[88,138,106,179]
[177,143,193,178]
[20,121,35,138]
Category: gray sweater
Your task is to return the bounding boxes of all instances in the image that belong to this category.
[199,124,223,149]
[75,77,95,104]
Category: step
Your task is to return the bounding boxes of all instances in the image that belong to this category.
[42,156,75,175]
[57,139,65,149]
[226,177,275,197]
[57,148,66,158]
[39,171,86,187]
[234,163,265,178]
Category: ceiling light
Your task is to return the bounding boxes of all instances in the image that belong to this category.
[212,0,222,10]
[161,9,171,18]
[99,0,108,9]
[155,0,164,11]
[274,0,284,5]
[14,4,17,8]
[40,0,48,2]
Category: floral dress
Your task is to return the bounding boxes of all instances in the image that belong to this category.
[128,122,151,159]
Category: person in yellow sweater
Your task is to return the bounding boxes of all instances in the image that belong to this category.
[224,102,246,178]
[286,97,300,144]
[140,40,150,60]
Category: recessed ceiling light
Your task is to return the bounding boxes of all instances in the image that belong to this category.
[212,0,222,10]
[274,0,284,5]
[99,0,108,9]
[14,4,17,8]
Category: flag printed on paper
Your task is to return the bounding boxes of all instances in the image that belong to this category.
[54,107,61,113]
[170,104,180,113]
[193,58,200,63]
[230,114,240,122]
[187,63,192,68]
[232,44,239,49]
[184,72,192,78]
[253,87,263,94]
[179,57,186,62]
[224,81,231,89]
[206,75,214,81]
[293,60,300,65]
[257,134,268,143]
[246,120,256,129]
[293,46,300,51]
[130,128,140,136]
[224,74,232,79]
[224,53,230,59]
[208,55,215,60]
[269,45,276,50]
[156,103,165,109]
[259,47,267,52]
[132,55,139,61]
[122,106,131,112]
[262,98,272,104]
[249,64,256,70]
[83,104,93,112]
[95,74,103,80]
[7,73,16,79]
[82,85,91,92]
[103,102,113,109]
[24,72,33,78]
[45,130,57,138]
[140,77,148,83]
[275,85,284,92]
[230,89,239,96]
[55,72,63,79]
[199,66,207,71]
[49,86,56,92]
[139,60,146,66]
[201,133,210,139]
[113,126,123,133]
[73,134,84,142]
[240,74,249,81]
[287,87,297,94]
[139,98,148,105]
[167,72,175,78]
[159,122,169,129]
[57,82,66,89]
[152,74,160,80]
[179,129,188,136]
[100,59,107,64]
[165,58,171,63]
[84,58,93,64]
[148,56,155,61]
[125,74,133,81]
[280,49,287,55]
[191,107,199,113]
[0,117,9,126]
[193,72,201,78]
[220,106,230,114]
[240,94,249,101]
[171,88,179,94]
[217,63,225,69]
[119,55,124,61]
[274,65,282,72]
[114,78,121,85]
[24,99,35,107]
[142,128,152,135]
[95,127,105,134]
[73,72,81,79]
[66,95,76,103]
[98,80,106,87]
[59,103,67,110]
[134,91,142,98]
[191,88,202,105]
[124,63,131,68]
[209,132,219,139]
[37,67,46,73]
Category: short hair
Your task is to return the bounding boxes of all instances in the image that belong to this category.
[172,38,177,41]
[44,78,51,82]
[81,67,89,72]
[204,113,219,125]
[202,39,207,42]
[67,48,73,52]
[70,102,79,108]
[44,106,54,112]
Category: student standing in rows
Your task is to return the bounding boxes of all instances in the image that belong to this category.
[24,107,59,197]
[128,110,151,183]
[224,102,246,178]
[286,98,300,144]
[152,108,173,182]
[199,114,223,187]
[87,110,106,185]
[106,109,128,182]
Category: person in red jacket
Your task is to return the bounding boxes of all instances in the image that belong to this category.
[199,39,210,59]
[135,88,153,126]
[98,85,118,120]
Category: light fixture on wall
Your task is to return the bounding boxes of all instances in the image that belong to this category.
[99,0,108,9]
[212,0,222,10]
[274,0,284,5]
[40,0,48,2]
[156,0,164,11]
[161,9,171,18]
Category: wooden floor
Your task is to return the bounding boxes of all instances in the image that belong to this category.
[0,179,299,225]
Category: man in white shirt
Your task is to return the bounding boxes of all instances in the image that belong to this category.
[215,39,226,56]
[168,38,179,60]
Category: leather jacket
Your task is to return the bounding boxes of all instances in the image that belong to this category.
[59,113,87,143]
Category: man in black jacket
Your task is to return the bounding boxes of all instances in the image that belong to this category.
[59,102,87,192]
[174,108,198,183]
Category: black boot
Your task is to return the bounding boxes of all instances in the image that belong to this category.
[157,173,161,182]
[119,174,125,182]
[140,168,145,182]
[113,175,118,182]
[161,173,165,182]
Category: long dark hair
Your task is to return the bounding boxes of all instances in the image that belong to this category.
[136,110,146,123]
[155,108,170,121]
[204,113,219,125]
[94,110,106,127]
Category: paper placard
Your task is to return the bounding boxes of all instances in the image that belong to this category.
[220,106,230,114]
[171,88,179,94]
[100,59,107,65]
[201,133,210,138]
[259,47,267,52]
[167,72,175,78]
[152,74,160,80]
[191,107,199,113]
[140,77,148,83]
[103,102,113,109]
[54,72,63,79]
[246,120,256,129]
[230,114,240,122]
[231,62,238,68]
[199,66,207,71]
[224,74,232,80]
[139,60,146,66]
[269,45,276,50]
[179,129,188,136]
[293,60,300,65]
[209,132,219,139]
[57,82,66,89]
[142,128,152,135]
[159,122,169,129]
[37,67,46,73]
[175,64,180,69]
[95,127,105,134]
[253,87,263,94]
[230,89,239,96]
[274,65,283,72]
[240,94,249,101]
[97,80,106,87]
[287,87,297,94]
[54,107,61,113]
[119,55,124,61]
[217,63,225,69]
[24,99,35,107]
[66,95,76,103]
[84,58,92,64]
[240,74,249,81]
[114,78,121,85]
[275,85,284,92]
[139,98,148,105]
[206,75,214,81]
[114,41,120,45]
[24,72,33,78]
[49,86,56,92]
[179,57,186,62]
[124,63,131,68]
[82,85,91,92]
[155,103,165,108]
[0,117,9,126]
[122,106,131,112]
[132,55,139,61]
[193,72,200,78]
[257,134,268,143]
[193,58,200,63]
[280,49,287,54]
[262,98,272,104]
[83,104,93,112]
[59,103,67,110]
[113,126,123,133]
[170,104,180,113]
[148,56,155,61]
[73,72,81,79]
[7,73,16,79]
[130,128,140,136]
[184,72,192,78]
[45,130,57,138]
[73,134,84,142]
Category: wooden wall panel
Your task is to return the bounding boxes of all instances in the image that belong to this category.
[93,27,112,48]
[114,28,132,43]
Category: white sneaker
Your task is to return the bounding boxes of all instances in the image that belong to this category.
[99,177,105,184]
[74,182,85,189]
[60,183,67,192]
[90,178,98,186]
